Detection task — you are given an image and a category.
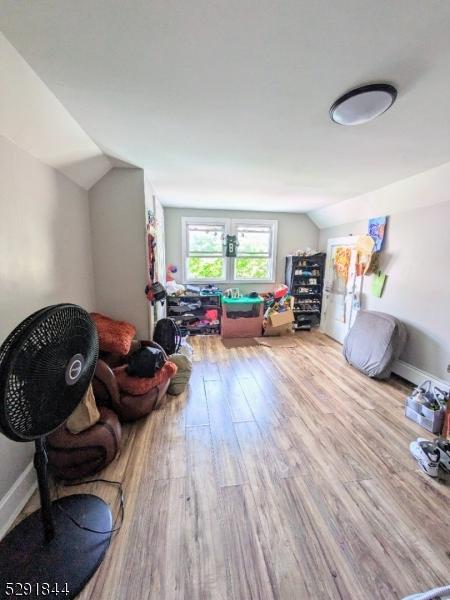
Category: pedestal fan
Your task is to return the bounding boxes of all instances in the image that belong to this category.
[0,304,112,599]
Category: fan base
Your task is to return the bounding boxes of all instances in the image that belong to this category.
[0,494,112,599]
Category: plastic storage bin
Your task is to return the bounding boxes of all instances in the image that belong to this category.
[221,297,263,338]
[404,396,445,434]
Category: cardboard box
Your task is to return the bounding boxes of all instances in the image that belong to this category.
[268,309,294,328]
[264,309,294,336]
[264,323,292,337]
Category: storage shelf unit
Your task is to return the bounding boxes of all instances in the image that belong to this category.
[167,294,221,335]
[285,253,326,331]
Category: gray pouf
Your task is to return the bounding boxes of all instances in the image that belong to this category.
[343,310,407,379]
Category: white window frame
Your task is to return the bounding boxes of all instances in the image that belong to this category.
[231,219,277,283]
[181,217,228,283]
[181,216,277,284]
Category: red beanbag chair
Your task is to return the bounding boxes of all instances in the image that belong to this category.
[91,312,136,355]
[113,361,177,396]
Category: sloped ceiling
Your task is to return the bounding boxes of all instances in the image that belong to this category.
[1,1,450,208]
[0,32,112,189]
[309,161,450,228]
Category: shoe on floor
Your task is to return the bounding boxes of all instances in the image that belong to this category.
[409,438,440,477]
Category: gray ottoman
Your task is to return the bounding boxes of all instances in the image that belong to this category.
[343,310,407,379]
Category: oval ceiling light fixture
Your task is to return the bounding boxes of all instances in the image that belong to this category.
[330,83,397,126]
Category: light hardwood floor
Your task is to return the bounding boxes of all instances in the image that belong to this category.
[21,331,450,599]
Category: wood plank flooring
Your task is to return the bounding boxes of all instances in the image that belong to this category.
[19,331,450,599]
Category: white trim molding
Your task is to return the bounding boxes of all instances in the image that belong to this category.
[393,360,450,394]
[0,462,37,541]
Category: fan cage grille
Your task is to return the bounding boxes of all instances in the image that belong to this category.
[0,304,98,441]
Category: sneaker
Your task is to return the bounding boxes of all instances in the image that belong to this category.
[434,438,450,474]
[409,438,440,477]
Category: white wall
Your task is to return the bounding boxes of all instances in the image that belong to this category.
[0,134,96,511]
[89,168,150,339]
[164,207,319,292]
[319,201,450,382]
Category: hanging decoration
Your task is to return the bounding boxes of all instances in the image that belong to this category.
[350,216,389,311]
[371,271,387,298]
[368,216,387,252]
[145,281,167,305]
[334,247,351,284]
[224,234,238,257]
[144,206,166,305]
[147,228,156,284]
[147,208,158,236]
[364,251,381,276]
[355,234,375,276]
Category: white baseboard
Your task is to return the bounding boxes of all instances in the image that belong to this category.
[393,359,450,393]
[0,461,36,541]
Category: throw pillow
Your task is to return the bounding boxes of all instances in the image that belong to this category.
[91,312,136,355]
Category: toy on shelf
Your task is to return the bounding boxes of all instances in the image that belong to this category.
[166,264,178,282]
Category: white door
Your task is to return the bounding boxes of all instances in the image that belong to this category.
[320,236,358,343]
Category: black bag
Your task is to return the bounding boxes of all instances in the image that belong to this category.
[126,346,166,378]
[145,281,167,305]
[153,318,181,356]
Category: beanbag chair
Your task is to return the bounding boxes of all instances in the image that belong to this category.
[113,361,177,396]
[167,353,193,395]
[343,310,407,379]
[47,407,121,480]
[91,312,136,355]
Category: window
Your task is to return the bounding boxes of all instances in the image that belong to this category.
[233,221,275,281]
[183,219,227,281]
[182,217,277,283]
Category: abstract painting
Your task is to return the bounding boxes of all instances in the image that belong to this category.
[368,216,387,251]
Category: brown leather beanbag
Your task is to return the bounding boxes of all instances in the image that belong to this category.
[113,361,177,396]
[46,407,121,480]
[92,359,172,422]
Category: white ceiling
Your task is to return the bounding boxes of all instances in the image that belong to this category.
[1,0,450,212]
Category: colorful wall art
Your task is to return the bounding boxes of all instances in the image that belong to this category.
[332,246,351,295]
[334,246,351,282]
[368,216,387,252]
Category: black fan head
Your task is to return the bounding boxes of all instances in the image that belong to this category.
[0,304,98,441]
